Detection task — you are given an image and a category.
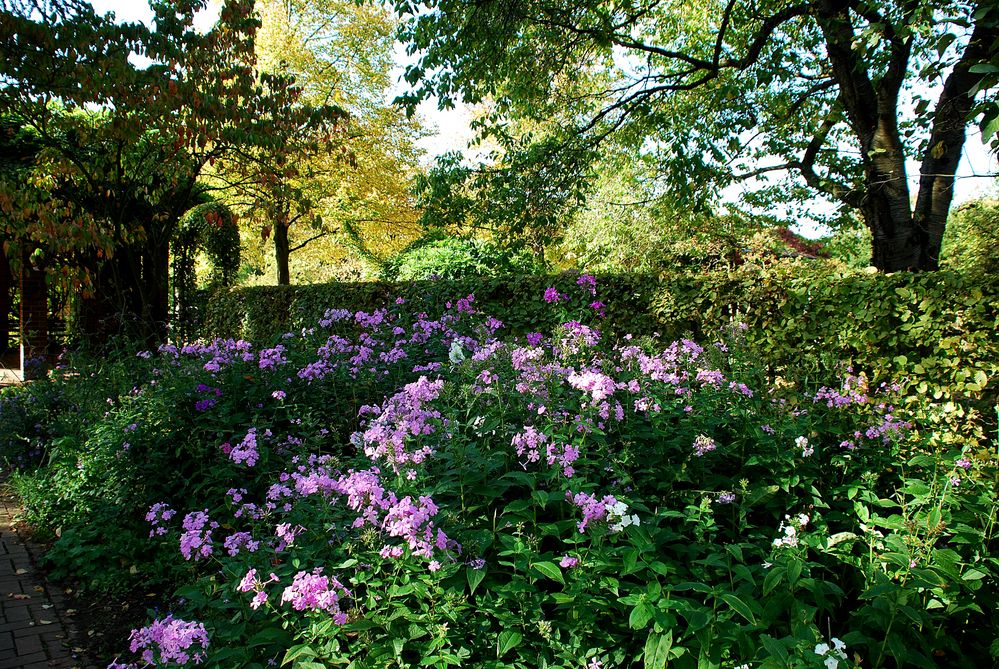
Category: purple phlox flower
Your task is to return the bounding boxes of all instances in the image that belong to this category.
[695,369,725,387]
[179,510,218,560]
[566,492,639,533]
[559,555,579,568]
[353,376,445,473]
[543,287,566,303]
[511,426,547,464]
[560,321,601,349]
[145,502,176,537]
[223,532,260,557]
[280,568,351,617]
[230,428,261,467]
[814,373,870,407]
[567,369,619,405]
[194,398,217,412]
[125,616,209,666]
[275,523,304,551]
[576,273,597,295]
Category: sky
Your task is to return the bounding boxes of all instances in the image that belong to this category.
[87,0,997,224]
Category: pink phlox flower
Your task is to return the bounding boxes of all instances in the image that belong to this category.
[280,568,351,616]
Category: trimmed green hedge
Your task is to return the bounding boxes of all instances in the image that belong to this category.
[201,265,998,448]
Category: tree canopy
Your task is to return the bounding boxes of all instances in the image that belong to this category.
[393,0,999,271]
[215,0,426,284]
[0,0,346,338]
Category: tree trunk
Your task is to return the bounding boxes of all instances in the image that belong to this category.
[275,219,291,285]
[141,239,171,346]
[913,18,999,270]
[813,0,998,272]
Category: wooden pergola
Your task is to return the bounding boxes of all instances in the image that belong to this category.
[0,249,48,381]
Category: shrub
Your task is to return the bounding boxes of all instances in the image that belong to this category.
[381,232,546,282]
[14,278,996,668]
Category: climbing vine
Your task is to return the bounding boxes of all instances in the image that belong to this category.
[172,202,240,340]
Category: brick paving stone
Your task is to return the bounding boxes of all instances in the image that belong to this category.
[0,473,97,669]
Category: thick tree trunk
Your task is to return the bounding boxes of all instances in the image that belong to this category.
[141,240,171,346]
[913,18,999,271]
[275,220,291,285]
[813,0,998,272]
[862,195,922,272]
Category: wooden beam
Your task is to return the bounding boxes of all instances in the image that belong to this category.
[19,248,48,380]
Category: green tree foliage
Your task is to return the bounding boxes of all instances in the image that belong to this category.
[414,138,594,262]
[941,196,999,273]
[393,0,999,272]
[171,200,241,339]
[381,231,546,281]
[0,0,341,340]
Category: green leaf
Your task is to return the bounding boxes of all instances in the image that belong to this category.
[282,645,317,666]
[629,601,654,629]
[532,561,564,584]
[497,630,522,657]
[466,565,486,594]
[720,593,757,625]
[644,631,673,669]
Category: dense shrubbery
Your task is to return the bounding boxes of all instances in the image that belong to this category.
[940,199,999,275]
[202,266,998,451]
[381,233,546,282]
[4,277,996,668]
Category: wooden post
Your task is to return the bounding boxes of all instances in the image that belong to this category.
[19,248,48,380]
[0,252,11,352]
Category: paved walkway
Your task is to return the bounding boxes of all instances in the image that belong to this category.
[0,476,95,669]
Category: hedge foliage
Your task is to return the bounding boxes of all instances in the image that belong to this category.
[201,263,998,449]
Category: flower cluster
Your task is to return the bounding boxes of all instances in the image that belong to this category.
[693,434,717,457]
[229,428,262,467]
[566,492,639,534]
[354,376,446,473]
[111,616,209,667]
[814,637,849,669]
[772,513,810,549]
[146,502,175,537]
[280,568,351,623]
[179,511,218,560]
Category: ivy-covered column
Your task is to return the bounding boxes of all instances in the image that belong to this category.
[19,247,48,380]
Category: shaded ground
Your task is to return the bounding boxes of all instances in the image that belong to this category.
[0,475,96,668]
